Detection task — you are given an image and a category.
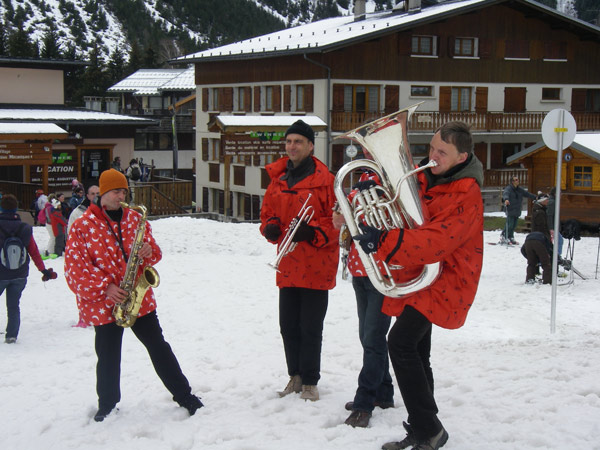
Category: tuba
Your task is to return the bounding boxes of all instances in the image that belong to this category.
[113,202,160,327]
[333,104,441,297]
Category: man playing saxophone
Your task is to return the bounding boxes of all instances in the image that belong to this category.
[65,169,202,422]
[354,122,484,450]
[260,120,339,402]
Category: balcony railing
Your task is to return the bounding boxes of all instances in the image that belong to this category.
[331,110,600,133]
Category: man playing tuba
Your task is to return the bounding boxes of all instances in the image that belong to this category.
[65,169,203,422]
[354,122,484,450]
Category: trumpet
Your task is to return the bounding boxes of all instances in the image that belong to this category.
[268,193,315,271]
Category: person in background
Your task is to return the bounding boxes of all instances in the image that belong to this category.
[64,168,203,422]
[69,186,85,211]
[67,185,100,236]
[43,194,56,257]
[531,193,551,240]
[31,189,45,225]
[36,190,48,222]
[112,156,123,172]
[260,120,339,402]
[0,194,57,343]
[49,199,67,257]
[547,187,563,258]
[353,122,483,450]
[332,166,394,428]
[501,176,536,245]
[521,231,553,284]
[125,159,142,203]
[57,193,71,221]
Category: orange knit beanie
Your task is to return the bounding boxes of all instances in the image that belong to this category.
[99,169,128,196]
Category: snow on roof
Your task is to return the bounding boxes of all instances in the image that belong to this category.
[108,68,192,95]
[0,109,153,123]
[159,67,196,91]
[0,122,68,135]
[176,0,487,62]
[216,115,327,129]
[573,133,600,156]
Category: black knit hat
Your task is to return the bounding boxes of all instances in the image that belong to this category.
[285,120,315,144]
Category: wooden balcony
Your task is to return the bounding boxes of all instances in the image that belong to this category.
[331,111,600,133]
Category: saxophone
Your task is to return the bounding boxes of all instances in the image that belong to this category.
[112,202,160,328]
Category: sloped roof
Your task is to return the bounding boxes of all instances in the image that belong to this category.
[0,108,154,125]
[0,122,68,139]
[108,68,194,95]
[213,115,327,132]
[507,133,600,164]
[175,0,600,63]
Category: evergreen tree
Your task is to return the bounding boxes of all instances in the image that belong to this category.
[40,23,63,59]
[143,45,159,68]
[7,23,37,57]
[0,22,7,56]
[127,40,143,76]
[79,40,110,98]
[107,46,126,85]
[313,0,340,21]
[575,0,600,25]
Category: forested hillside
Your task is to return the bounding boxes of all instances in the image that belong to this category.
[0,0,597,106]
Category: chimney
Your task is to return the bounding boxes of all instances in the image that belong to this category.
[407,0,421,13]
[354,0,366,21]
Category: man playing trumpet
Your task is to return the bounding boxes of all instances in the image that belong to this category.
[354,122,484,450]
[260,120,339,402]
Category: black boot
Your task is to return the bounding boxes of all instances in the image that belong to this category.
[177,394,203,416]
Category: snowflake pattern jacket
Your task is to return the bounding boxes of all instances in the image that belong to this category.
[260,156,339,290]
[64,203,161,326]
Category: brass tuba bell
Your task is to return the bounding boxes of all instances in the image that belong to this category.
[333,104,441,297]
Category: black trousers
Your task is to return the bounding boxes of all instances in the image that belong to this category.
[279,287,328,386]
[94,311,192,409]
[388,305,441,441]
[523,239,551,284]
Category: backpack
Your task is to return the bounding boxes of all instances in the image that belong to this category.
[130,166,141,181]
[0,223,28,270]
[38,208,47,225]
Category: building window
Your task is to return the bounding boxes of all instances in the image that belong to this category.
[412,35,436,56]
[234,87,245,111]
[210,139,220,161]
[451,87,471,111]
[411,85,433,97]
[573,166,592,189]
[211,89,219,110]
[544,41,567,61]
[454,38,475,57]
[263,86,274,111]
[294,85,304,111]
[343,85,380,112]
[411,144,429,158]
[542,88,561,101]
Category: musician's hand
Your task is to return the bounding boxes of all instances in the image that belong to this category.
[353,180,377,191]
[332,211,345,230]
[138,242,152,259]
[504,200,510,206]
[264,223,282,242]
[106,283,128,304]
[353,223,385,254]
[292,222,315,243]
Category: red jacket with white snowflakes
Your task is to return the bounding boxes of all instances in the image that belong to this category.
[64,203,162,326]
[260,156,339,290]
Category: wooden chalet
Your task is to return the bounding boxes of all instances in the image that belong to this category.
[507,134,600,227]
[175,0,600,220]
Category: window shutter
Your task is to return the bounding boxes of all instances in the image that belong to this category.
[283,85,291,112]
[439,86,451,112]
[273,85,281,112]
[202,88,209,112]
[384,85,399,114]
[222,87,233,111]
[479,39,492,58]
[571,89,586,112]
[244,87,252,112]
[475,87,488,113]
[304,84,314,112]
[398,34,411,56]
[592,165,600,191]
[332,84,345,111]
[448,36,455,58]
[202,138,208,161]
[254,86,261,112]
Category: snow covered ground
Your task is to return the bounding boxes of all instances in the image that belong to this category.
[1,217,599,450]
